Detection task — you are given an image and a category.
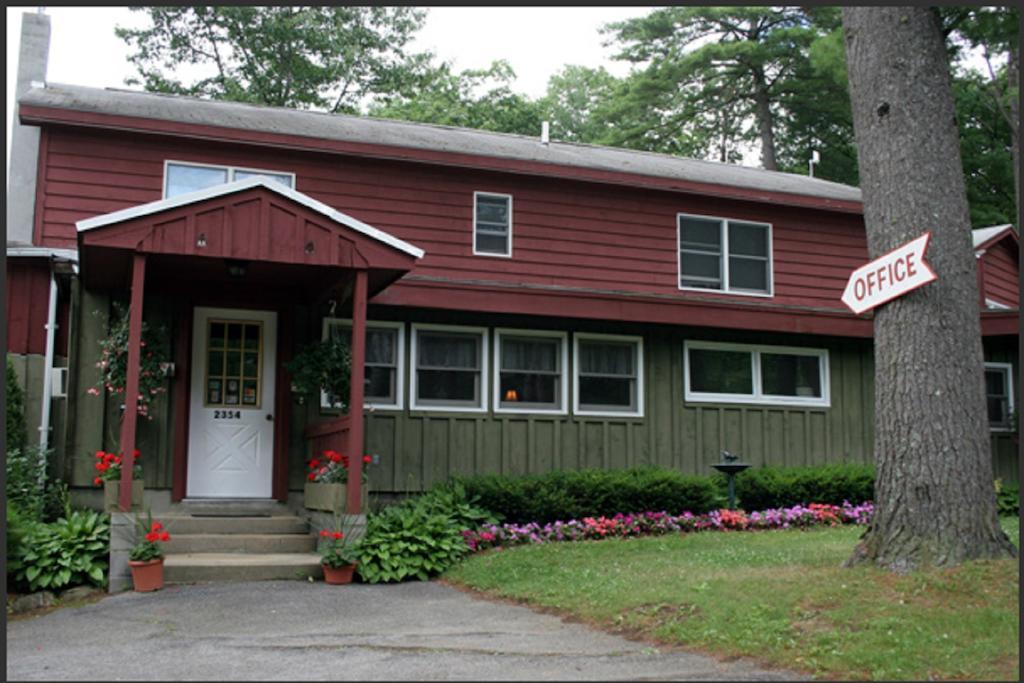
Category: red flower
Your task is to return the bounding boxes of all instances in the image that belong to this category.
[96,462,109,472]
[331,531,344,540]
[145,532,159,542]
[309,459,320,469]
[307,472,316,481]
[133,449,141,458]
[159,532,170,542]
[362,455,372,464]
[151,522,163,532]
[95,451,105,459]
[93,477,102,486]
[319,467,327,475]
[319,530,329,537]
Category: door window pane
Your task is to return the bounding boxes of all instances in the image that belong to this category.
[688,348,753,394]
[205,319,262,408]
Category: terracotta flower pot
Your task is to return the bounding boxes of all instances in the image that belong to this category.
[322,563,356,585]
[128,558,165,592]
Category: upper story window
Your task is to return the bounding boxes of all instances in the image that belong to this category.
[573,333,644,417]
[410,324,489,412]
[494,329,568,414]
[684,340,830,407]
[322,319,405,410]
[473,192,513,257]
[984,362,1015,431]
[164,161,295,198]
[678,213,772,296]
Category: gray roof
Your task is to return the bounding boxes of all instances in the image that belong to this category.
[21,83,862,205]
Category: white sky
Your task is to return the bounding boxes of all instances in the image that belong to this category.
[6,6,646,172]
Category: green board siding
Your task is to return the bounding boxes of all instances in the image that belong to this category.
[984,337,1020,483]
[60,292,1018,492]
[349,320,879,493]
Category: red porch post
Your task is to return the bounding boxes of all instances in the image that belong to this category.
[346,269,368,514]
[118,252,147,512]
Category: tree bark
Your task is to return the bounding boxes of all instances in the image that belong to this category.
[751,68,778,170]
[841,6,1015,572]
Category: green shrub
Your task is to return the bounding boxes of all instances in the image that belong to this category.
[6,356,26,454]
[6,502,43,585]
[10,507,110,592]
[995,479,1020,517]
[5,446,48,520]
[356,482,495,583]
[733,463,876,511]
[457,467,722,525]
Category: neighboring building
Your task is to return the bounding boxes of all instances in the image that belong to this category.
[6,17,1019,515]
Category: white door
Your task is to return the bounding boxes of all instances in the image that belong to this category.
[187,307,277,498]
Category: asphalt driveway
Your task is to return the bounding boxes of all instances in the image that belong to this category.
[6,581,802,681]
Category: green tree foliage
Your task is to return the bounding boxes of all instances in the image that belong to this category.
[6,356,26,455]
[116,6,434,113]
[370,60,543,136]
[602,7,827,171]
[537,65,620,144]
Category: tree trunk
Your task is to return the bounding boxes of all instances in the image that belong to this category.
[841,6,1015,572]
[751,69,778,170]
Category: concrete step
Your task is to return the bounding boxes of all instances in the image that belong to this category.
[164,553,324,584]
[163,533,317,555]
[160,515,309,535]
[172,499,292,517]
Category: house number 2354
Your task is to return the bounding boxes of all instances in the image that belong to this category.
[213,410,242,419]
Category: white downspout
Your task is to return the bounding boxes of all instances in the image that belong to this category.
[38,263,58,482]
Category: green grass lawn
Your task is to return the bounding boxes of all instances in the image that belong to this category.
[445,517,1020,681]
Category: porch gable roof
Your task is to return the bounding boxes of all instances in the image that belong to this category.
[76,175,425,260]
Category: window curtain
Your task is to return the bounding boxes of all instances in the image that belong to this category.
[579,342,632,376]
[419,333,478,369]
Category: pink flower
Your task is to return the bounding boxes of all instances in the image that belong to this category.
[87,387,101,396]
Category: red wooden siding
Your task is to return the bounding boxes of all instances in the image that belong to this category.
[7,259,50,355]
[981,239,1019,308]
[6,258,68,357]
[36,127,872,318]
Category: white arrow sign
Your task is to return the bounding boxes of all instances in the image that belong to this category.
[841,232,938,315]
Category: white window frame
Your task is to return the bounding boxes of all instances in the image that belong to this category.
[572,332,645,418]
[410,323,489,413]
[984,362,1015,432]
[321,318,405,411]
[472,191,513,258]
[677,212,774,297]
[493,328,569,415]
[684,340,830,407]
[163,160,296,198]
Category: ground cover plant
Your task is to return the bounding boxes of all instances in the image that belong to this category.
[446,517,1019,681]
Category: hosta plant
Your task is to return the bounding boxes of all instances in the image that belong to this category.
[12,506,110,591]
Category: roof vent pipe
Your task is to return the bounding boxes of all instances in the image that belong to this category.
[541,121,550,146]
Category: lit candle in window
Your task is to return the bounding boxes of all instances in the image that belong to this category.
[504,389,519,402]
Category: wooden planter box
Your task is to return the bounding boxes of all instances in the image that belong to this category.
[304,482,369,513]
[103,480,145,512]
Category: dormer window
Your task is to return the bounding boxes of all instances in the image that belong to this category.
[678,213,772,296]
[164,161,295,198]
[473,192,513,257]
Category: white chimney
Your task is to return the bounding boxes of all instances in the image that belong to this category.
[7,11,51,246]
[541,121,550,146]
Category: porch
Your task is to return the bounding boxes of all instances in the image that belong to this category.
[75,176,423,516]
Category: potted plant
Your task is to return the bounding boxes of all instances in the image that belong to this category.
[318,517,360,585]
[94,449,144,512]
[304,450,373,513]
[128,514,171,592]
[286,334,351,409]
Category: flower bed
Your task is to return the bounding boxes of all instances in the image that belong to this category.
[461,501,874,552]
